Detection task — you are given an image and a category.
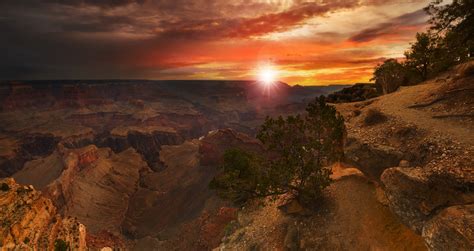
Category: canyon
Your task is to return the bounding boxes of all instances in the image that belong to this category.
[0,65,473,251]
[0,80,343,249]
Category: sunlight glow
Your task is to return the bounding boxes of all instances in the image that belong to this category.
[258,65,278,86]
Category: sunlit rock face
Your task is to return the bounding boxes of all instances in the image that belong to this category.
[13,145,149,236]
[0,178,87,250]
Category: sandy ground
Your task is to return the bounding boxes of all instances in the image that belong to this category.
[219,164,426,250]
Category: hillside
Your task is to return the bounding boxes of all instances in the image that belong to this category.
[216,61,474,250]
[339,62,474,250]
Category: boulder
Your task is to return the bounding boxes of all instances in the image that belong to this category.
[344,138,403,180]
[422,205,474,251]
[381,167,474,233]
[399,160,410,167]
[0,178,87,250]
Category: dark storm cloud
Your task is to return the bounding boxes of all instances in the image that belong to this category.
[349,9,429,43]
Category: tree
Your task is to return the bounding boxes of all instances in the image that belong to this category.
[372,59,407,94]
[209,149,270,205]
[425,0,474,57]
[404,32,438,81]
[371,1,473,89]
[210,97,345,206]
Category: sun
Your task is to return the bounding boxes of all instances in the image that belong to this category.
[258,66,278,85]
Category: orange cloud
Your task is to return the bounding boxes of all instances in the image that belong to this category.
[0,0,430,83]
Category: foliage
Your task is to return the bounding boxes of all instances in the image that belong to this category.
[425,0,474,53]
[209,149,268,204]
[426,0,474,69]
[404,31,468,81]
[210,96,345,206]
[372,1,473,88]
[54,239,70,251]
[0,183,9,191]
[372,59,407,94]
[404,32,438,81]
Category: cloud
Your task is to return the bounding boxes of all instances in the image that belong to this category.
[0,0,430,83]
[43,0,147,8]
[349,9,429,43]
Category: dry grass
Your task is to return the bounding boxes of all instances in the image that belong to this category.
[363,109,387,126]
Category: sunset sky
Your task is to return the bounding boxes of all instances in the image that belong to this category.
[0,0,431,85]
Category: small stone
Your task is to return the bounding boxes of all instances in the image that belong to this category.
[399,160,410,167]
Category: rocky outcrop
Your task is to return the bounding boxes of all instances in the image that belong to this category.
[344,138,403,180]
[12,145,149,238]
[326,83,379,103]
[335,63,474,250]
[123,139,210,238]
[422,205,474,250]
[381,167,474,249]
[422,204,474,250]
[55,146,148,235]
[102,125,184,170]
[0,135,20,177]
[381,167,473,232]
[123,129,261,249]
[0,133,60,178]
[0,178,87,250]
[199,128,263,165]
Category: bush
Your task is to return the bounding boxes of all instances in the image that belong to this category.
[54,239,70,251]
[372,59,407,94]
[210,96,345,206]
[209,149,265,205]
[364,109,387,126]
[0,183,9,191]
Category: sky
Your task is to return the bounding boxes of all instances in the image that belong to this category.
[0,0,431,85]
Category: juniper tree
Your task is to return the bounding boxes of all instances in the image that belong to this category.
[210,96,345,206]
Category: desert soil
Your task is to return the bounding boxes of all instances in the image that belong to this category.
[219,165,426,250]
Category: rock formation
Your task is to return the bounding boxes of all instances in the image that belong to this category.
[0,178,87,250]
[14,145,149,237]
[337,62,474,250]
[125,129,263,249]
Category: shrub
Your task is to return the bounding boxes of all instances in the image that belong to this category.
[364,109,387,126]
[210,96,345,206]
[372,59,407,94]
[54,239,70,251]
[0,183,9,191]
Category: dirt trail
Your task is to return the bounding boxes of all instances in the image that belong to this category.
[220,166,426,250]
[298,174,426,250]
[373,81,474,145]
